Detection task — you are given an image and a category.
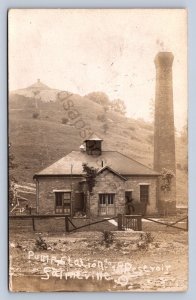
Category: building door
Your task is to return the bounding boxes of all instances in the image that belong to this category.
[55,192,71,215]
[99,194,115,216]
[74,192,84,213]
[140,185,149,215]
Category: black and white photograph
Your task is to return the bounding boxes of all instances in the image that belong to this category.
[8,9,188,292]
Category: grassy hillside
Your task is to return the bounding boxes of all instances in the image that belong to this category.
[9,90,188,206]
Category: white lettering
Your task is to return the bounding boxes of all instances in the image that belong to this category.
[41,267,51,280]
[28,250,34,260]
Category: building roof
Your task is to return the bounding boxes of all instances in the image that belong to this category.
[34,150,159,178]
[97,166,127,181]
[84,133,103,141]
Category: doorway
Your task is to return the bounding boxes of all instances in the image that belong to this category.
[99,193,115,216]
[140,185,149,215]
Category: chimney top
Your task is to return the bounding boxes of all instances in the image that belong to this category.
[154,52,174,68]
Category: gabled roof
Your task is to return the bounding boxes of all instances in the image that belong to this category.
[84,133,103,141]
[97,166,127,181]
[34,150,159,178]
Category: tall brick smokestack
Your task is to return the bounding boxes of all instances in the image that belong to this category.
[154,52,176,214]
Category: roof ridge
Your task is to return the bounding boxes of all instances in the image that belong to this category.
[84,132,103,141]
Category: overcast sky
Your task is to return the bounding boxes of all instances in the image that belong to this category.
[9,9,187,130]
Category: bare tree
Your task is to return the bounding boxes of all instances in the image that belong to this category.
[110,99,126,115]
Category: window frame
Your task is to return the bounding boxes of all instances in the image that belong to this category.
[99,193,115,215]
[55,191,71,214]
[99,193,115,205]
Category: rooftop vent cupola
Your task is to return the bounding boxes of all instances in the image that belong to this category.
[84,133,103,155]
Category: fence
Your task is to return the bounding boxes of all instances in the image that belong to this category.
[123,215,142,231]
[9,214,188,232]
[143,215,188,231]
[9,213,142,232]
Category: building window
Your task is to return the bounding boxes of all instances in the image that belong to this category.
[99,195,106,205]
[99,194,115,216]
[140,185,149,202]
[55,192,71,214]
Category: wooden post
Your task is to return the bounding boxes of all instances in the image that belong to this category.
[32,217,35,231]
[118,214,123,231]
[65,216,69,232]
[137,216,142,231]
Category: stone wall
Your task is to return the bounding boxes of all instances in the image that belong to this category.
[89,170,158,216]
[90,170,126,216]
[36,173,158,216]
[37,176,82,214]
[125,176,158,215]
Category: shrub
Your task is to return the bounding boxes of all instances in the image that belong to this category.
[123,130,128,135]
[97,114,106,122]
[146,232,154,243]
[137,240,148,251]
[160,168,175,192]
[34,236,47,251]
[86,92,110,107]
[61,117,69,124]
[137,232,154,251]
[115,241,123,250]
[110,99,126,115]
[32,112,39,119]
[128,126,135,131]
[101,230,114,248]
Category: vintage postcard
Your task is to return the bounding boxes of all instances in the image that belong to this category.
[8,9,188,292]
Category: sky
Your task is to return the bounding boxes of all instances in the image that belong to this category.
[8,9,187,131]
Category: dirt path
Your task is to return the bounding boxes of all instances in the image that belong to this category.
[9,230,188,292]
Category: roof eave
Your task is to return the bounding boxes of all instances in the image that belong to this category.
[33,173,83,179]
[33,172,160,179]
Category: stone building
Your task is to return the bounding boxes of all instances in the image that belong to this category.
[34,133,159,217]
